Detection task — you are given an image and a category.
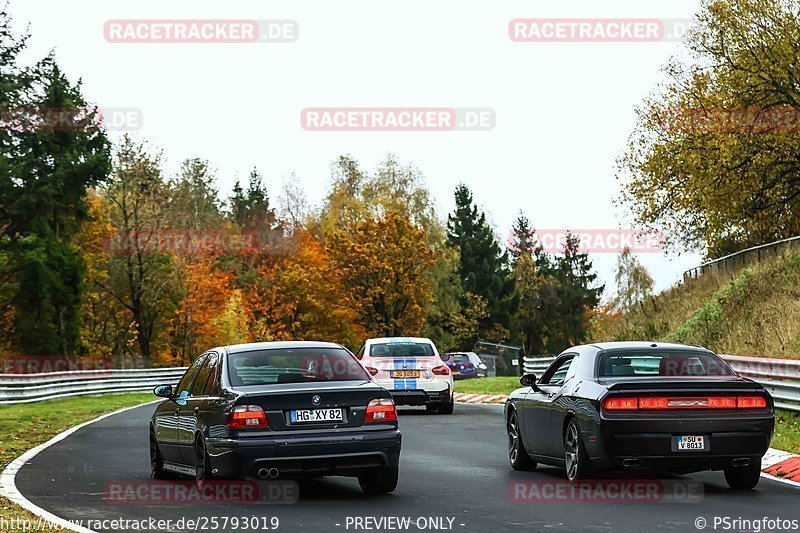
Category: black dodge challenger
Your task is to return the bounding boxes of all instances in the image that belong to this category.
[150,341,401,494]
[505,342,774,489]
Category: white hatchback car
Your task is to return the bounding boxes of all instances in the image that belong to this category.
[357,337,454,414]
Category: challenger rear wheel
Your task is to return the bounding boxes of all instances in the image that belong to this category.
[564,419,594,482]
[724,461,761,490]
[507,409,536,471]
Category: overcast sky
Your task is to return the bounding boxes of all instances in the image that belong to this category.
[9,0,706,296]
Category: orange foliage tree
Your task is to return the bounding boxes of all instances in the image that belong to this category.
[160,256,245,366]
[245,229,360,345]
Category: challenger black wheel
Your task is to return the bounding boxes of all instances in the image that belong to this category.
[507,409,536,471]
[724,461,761,490]
[564,419,594,482]
[358,466,399,494]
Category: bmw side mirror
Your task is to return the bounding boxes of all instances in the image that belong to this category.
[441,354,452,361]
[153,384,173,398]
[520,373,538,390]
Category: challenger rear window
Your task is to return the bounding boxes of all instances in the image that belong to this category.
[369,342,435,357]
[598,351,734,377]
[227,348,369,386]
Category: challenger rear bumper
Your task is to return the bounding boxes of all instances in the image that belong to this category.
[206,427,401,478]
[588,412,774,473]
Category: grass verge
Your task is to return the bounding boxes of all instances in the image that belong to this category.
[0,393,155,531]
[454,378,800,455]
[454,376,521,395]
[772,410,800,456]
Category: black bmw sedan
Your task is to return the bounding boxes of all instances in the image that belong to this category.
[505,342,774,489]
[150,341,401,494]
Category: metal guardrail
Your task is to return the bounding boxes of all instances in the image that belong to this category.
[523,355,800,412]
[0,367,188,405]
[3,354,799,410]
[683,235,800,280]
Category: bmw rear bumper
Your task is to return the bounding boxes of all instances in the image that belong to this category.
[206,428,401,478]
[588,412,774,473]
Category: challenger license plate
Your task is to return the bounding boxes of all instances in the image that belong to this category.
[676,435,706,451]
[390,370,420,378]
[290,408,344,423]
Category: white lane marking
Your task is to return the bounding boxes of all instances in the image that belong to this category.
[0,400,160,533]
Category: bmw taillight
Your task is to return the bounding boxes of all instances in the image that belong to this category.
[365,398,397,422]
[365,366,379,376]
[228,405,268,428]
[432,365,450,376]
[602,395,768,411]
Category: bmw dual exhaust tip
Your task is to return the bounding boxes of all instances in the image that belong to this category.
[257,467,280,479]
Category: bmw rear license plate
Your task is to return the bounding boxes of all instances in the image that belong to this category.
[291,408,344,423]
[675,435,706,451]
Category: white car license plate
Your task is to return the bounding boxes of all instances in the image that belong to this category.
[291,408,344,423]
[676,435,705,451]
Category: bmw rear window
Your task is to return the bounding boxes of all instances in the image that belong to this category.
[227,348,369,386]
[598,350,734,377]
[369,342,434,357]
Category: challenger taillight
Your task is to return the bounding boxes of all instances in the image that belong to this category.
[603,397,639,410]
[365,366,379,376]
[603,395,768,411]
[737,395,768,409]
[365,398,397,422]
[228,405,268,428]
[432,365,450,376]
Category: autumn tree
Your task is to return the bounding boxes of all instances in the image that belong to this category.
[619,0,800,256]
[163,257,238,366]
[102,136,171,362]
[327,212,437,338]
[75,193,137,364]
[611,246,654,314]
[246,229,358,345]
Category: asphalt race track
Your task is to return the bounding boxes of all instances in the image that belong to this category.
[14,403,800,533]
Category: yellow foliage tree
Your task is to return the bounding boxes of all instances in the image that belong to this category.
[327,212,437,338]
